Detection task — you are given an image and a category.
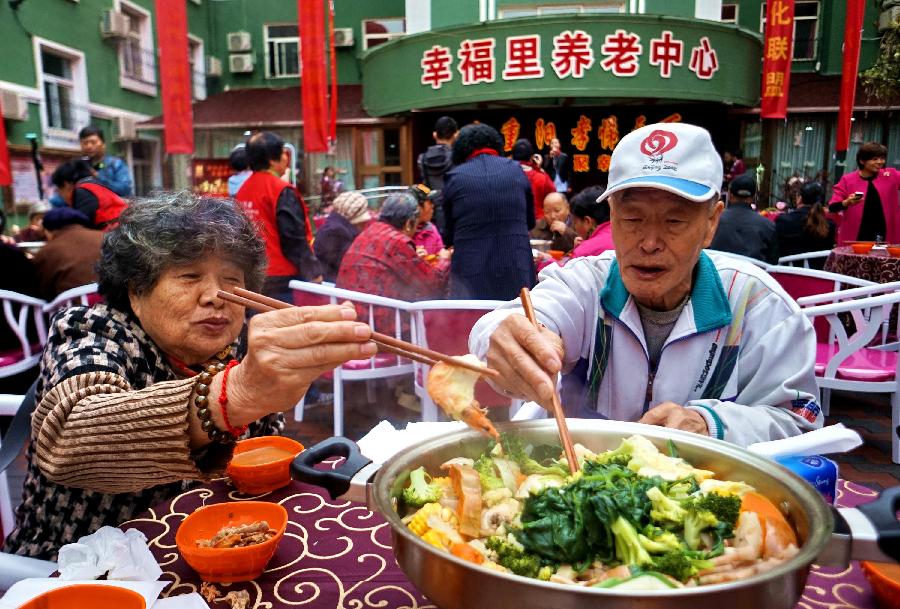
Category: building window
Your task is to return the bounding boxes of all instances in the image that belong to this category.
[188,35,206,100]
[117,0,157,94]
[721,3,739,23]
[35,38,89,147]
[761,1,819,61]
[499,3,625,18]
[265,24,300,78]
[362,18,405,50]
[41,49,75,130]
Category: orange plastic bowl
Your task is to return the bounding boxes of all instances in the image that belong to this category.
[17,584,146,609]
[862,561,900,609]
[226,435,304,494]
[887,246,900,258]
[176,501,288,582]
[548,249,565,261]
[851,242,875,254]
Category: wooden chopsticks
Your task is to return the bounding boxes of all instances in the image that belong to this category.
[217,287,499,379]
[519,287,579,474]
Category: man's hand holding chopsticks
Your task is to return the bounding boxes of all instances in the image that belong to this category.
[485,314,564,409]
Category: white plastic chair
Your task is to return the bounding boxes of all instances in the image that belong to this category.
[408,299,523,422]
[42,283,99,318]
[0,393,21,540]
[289,280,416,436]
[0,291,48,379]
[706,249,771,270]
[777,250,832,268]
[799,284,900,463]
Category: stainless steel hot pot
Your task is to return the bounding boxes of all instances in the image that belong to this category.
[291,419,900,609]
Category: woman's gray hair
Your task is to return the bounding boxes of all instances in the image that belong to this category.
[98,192,266,313]
[378,193,420,230]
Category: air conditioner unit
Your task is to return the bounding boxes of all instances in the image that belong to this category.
[0,89,28,121]
[206,56,223,77]
[113,116,138,141]
[878,6,900,32]
[100,9,131,39]
[333,27,354,47]
[229,53,254,74]
[226,31,252,52]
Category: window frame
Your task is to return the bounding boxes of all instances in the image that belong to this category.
[264,23,301,79]
[720,3,739,23]
[188,34,206,100]
[33,37,89,149]
[114,0,157,96]
[760,0,820,61]
[361,18,406,50]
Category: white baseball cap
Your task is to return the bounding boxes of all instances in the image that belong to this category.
[598,122,723,203]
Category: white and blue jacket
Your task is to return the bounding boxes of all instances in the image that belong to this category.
[470,251,823,446]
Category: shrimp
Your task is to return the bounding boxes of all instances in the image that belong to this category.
[427,355,500,441]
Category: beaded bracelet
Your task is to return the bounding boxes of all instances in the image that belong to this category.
[193,361,233,445]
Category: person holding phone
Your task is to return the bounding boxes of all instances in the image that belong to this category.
[828,142,900,244]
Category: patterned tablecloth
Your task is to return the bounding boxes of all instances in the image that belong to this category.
[121,476,881,609]
[825,246,900,283]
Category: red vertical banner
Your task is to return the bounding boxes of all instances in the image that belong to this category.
[836,0,866,153]
[0,106,10,187]
[327,0,337,149]
[299,0,329,153]
[155,0,194,154]
[760,0,795,119]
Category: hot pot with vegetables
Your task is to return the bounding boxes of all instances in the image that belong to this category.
[291,420,900,609]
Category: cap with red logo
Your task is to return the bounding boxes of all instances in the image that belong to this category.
[597,123,723,204]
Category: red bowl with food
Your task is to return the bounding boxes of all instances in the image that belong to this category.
[862,561,900,609]
[226,436,304,494]
[176,500,287,582]
[851,242,875,254]
[17,584,146,609]
[886,246,900,258]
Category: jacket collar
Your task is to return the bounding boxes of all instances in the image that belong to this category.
[600,251,732,335]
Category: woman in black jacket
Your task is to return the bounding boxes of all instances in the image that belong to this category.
[775,182,835,269]
[442,123,536,299]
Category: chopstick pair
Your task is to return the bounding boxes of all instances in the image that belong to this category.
[519,287,579,474]
[216,287,499,379]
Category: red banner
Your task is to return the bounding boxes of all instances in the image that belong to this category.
[0,105,10,187]
[155,0,194,154]
[760,0,795,119]
[836,0,866,152]
[299,0,329,153]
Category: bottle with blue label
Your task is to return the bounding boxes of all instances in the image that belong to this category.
[775,455,838,504]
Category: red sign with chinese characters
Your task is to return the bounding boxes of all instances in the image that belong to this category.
[760,0,795,119]
[155,0,194,154]
[0,95,10,186]
[836,0,866,152]
[299,0,329,153]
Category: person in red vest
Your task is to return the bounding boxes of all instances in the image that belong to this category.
[236,131,322,302]
[51,159,126,230]
[511,138,555,221]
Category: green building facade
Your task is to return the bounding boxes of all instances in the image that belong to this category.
[0,0,897,211]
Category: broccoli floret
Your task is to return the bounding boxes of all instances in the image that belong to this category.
[694,492,741,527]
[660,476,700,500]
[537,565,554,581]
[402,466,444,508]
[651,551,714,582]
[592,439,633,467]
[474,455,506,492]
[610,516,652,567]
[485,536,545,578]
[682,504,720,551]
[499,433,569,477]
[646,486,688,526]
[638,528,682,554]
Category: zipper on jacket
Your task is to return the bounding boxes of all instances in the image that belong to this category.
[644,368,656,411]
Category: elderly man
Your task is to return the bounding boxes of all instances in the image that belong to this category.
[471,123,821,446]
[709,175,779,264]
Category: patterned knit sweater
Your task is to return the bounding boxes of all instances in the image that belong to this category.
[3,304,284,559]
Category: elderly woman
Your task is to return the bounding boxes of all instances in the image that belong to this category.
[410,184,446,256]
[569,185,614,258]
[442,123,536,299]
[314,190,372,282]
[3,193,375,559]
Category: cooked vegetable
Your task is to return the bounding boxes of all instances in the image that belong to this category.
[485,535,550,579]
[740,491,798,556]
[444,463,483,538]
[693,492,742,528]
[595,571,680,590]
[611,516,653,567]
[637,527,682,554]
[407,502,457,537]
[474,455,506,492]
[450,542,485,564]
[403,466,445,508]
[652,551,714,582]
[498,433,570,477]
[646,486,688,526]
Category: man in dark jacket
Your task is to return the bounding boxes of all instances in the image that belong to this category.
[541,137,571,193]
[709,175,779,264]
[417,116,458,236]
[32,207,104,299]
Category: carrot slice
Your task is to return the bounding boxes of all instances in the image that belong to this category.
[450,542,485,564]
[740,491,798,553]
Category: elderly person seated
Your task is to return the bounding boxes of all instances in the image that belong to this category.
[569,185,614,259]
[32,207,104,299]
[530,192,576,254]
[410,184,446,256]
[337,193,450,330]
[314,190,372,282]
[13,202,50,243]
[3,193,375,560]
[471,123,822,446]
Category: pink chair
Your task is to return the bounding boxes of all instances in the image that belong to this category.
[409,299,523,422]
[0,290,48,379]
[798,282,900,463]
[289,280,416,436]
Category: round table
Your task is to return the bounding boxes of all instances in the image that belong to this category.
[121,478,880,609]
[824,246,900,283]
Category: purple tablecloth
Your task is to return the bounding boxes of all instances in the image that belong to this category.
[825,246,900,283]
[121,477,880,609]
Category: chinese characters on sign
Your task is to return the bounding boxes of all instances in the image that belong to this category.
[760,0,795,119]
[501,117,521,152]
[421,29,720,88]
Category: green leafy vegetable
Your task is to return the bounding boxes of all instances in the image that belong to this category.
[652,551,714,582]
[499,433,570,477]
[484,536,550,579]
[401,466,443,508]
[473,455,506,492]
